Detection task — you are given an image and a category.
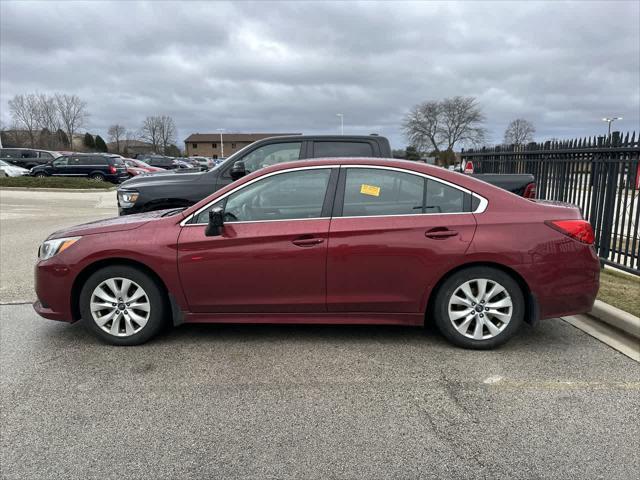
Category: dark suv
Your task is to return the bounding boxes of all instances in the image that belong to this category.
[118,135,391,214]
[0,148,61,169]
[31,154,128,183]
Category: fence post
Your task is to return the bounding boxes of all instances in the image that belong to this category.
[599,132,621,263]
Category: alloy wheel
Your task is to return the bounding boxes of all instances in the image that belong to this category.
[447,278,513,340]
[90,277,151,337]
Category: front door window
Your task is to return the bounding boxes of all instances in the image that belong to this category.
[193,168,331,224]
[240,142,302,174]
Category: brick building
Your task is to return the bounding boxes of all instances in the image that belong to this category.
[184,133,299,158]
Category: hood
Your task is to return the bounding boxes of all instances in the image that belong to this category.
[5,165,29,173]
[119,169,205,188]
[48,209,180,239]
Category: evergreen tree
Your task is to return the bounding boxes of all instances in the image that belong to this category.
[95,135,108,152]
[83,132,95,150]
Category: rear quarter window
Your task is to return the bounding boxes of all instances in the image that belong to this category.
[313,142,374,158]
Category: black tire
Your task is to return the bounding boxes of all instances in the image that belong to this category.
[34,172,47,178]
[79,265,167,346]
[90,173,105,182]
[432,266,524,349]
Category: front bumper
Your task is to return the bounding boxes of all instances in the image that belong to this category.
[33,260,76,322]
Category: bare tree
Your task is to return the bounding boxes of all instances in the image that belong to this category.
[36,94,61,132]
[36,93,62,149]
[107,124,126,153]
[503,118,535,145]
[403,96,487,165]
[158,115,177,153]
[141,115,177,153]
[402,101,443,153]
[8,94,41,147]
[55,94,88,150]
[439,96,488,150]
[140,116,161,152]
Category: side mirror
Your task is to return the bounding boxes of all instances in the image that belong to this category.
[230,161,246,180]
[205,207,225,237]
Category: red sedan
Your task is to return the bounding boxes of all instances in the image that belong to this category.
[124,159,164,177]
[33,158,599,348]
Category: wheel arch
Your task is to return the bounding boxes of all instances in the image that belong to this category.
[425,261,538,326]
[70,257,175,322]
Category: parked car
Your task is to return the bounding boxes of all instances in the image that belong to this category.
[0,148,62,169]
[30,154,128,183]
[189,156,215,170]
[135,155,196,171]
[117,135,536,215]
[0,159,30,177]
[124,159,164,177]
[34,158,599,348]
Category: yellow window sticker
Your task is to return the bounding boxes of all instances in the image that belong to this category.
[360,184,380,197]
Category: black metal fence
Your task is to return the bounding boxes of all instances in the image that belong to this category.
[461,131,640,275]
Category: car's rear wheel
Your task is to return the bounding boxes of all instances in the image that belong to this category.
[433,266,524,349]
[90,173,105,182]
[34,172,47,178]
[79,265,167,345]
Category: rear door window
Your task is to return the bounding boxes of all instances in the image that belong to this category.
[341,168,425,217]
[338,168,469,217]
[425,179,465,213]
[314,142,373,158]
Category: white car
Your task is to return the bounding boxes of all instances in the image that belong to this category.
[0,159,30,177]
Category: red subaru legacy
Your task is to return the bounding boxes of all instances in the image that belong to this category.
[34,158,599,348]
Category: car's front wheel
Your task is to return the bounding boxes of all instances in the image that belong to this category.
[34,172,47,178]
[433,266,524,349]
[79,265,167,345]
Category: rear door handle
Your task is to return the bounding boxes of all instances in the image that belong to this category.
[425,229,459,239]
[292,236,325,247]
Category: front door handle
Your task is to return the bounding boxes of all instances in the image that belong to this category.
[425,228,459,239]
[292,236,325,247]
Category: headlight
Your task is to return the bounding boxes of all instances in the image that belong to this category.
[38,237,81,260]
[118,190,139,208]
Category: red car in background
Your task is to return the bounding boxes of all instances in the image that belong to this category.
[33,158,599,348]
[124,159,164,177]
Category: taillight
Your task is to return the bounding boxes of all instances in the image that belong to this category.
[545,220,594,244]
[109,165,117,174]
[523,183,536,199]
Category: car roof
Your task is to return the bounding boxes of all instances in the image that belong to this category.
[253,135,385,143]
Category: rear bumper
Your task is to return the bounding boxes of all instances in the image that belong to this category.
[519,248,600,320]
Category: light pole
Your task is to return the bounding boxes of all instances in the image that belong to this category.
[336,113,344,135]
[602,116,622,136]
[216,128,225,157]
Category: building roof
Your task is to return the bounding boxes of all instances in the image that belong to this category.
[184,133,301,143]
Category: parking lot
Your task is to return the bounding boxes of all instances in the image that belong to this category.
[1,189,639,479]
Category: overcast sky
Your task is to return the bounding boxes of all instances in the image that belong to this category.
[1,0,639,149]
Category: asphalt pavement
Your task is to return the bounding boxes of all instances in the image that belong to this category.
[1,304,639,479]
[0,188,117,302]
[1,189,639,479]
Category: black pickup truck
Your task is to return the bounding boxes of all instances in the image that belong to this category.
[117,135,535,215]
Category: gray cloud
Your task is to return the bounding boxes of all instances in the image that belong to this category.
[1,0,638,148]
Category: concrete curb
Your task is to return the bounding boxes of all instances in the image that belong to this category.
[0,187,116,192]
[588,299,640,339]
